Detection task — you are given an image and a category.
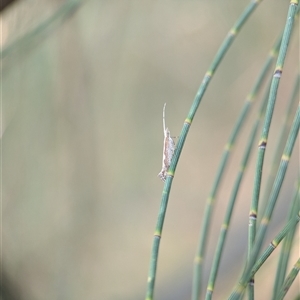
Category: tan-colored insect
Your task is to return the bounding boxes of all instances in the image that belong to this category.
[158,103,175,181]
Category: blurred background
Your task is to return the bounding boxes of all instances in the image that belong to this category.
[2,1,299,299]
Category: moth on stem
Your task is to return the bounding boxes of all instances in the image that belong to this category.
[158,103,176,181]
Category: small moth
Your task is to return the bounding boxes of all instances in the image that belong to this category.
[158,103,175,181]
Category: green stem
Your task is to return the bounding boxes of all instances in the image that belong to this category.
[259,74,300,216]
[145,1,261,300]
[228,102,300,300]
[272,181,300,299]
[247,1,298,298]
[228,211,300,300]
[275,258,300,300]
[190,2,264,299]
[204,65,272,300]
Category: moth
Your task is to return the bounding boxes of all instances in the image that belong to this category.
[158,103,176,181]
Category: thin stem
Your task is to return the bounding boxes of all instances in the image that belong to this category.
[259,74,300,220]
[145,2,262,300]
[275,258,300,300]
[272,181,300,299]
[191,2,268,299]
[228,102,300,300]
[247,1,298,298]
[204,66,272,300]
[251,213,299,289]
[251,103,300,278]
[228,211,300,300]
[205,115,261,300]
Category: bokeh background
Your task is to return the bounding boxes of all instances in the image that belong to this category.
[2,1,299,299]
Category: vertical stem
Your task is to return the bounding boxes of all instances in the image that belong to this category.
[247,1,298,298]
[275,258,300,300]
[145,2,261,300]
[229,104,300,300]
[272,181,299,299]
[190,2,262,299]
[259,74,300,219]
[204,54,277,299]
[228,212,300,300]
[145,178,173,300]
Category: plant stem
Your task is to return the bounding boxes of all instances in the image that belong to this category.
[145,2,262,300]
[204,66,272,300]
[228,211,300,300]
[272,180,300,299]
[190,2,263,299]
[229,102,300,300]
[259,73,300,221]
[275,258,300,300]
[247,1,298,298]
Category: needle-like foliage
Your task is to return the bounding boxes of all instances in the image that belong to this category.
[145,1,299,299]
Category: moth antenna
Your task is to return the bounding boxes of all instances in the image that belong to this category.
[162,103,166,133]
